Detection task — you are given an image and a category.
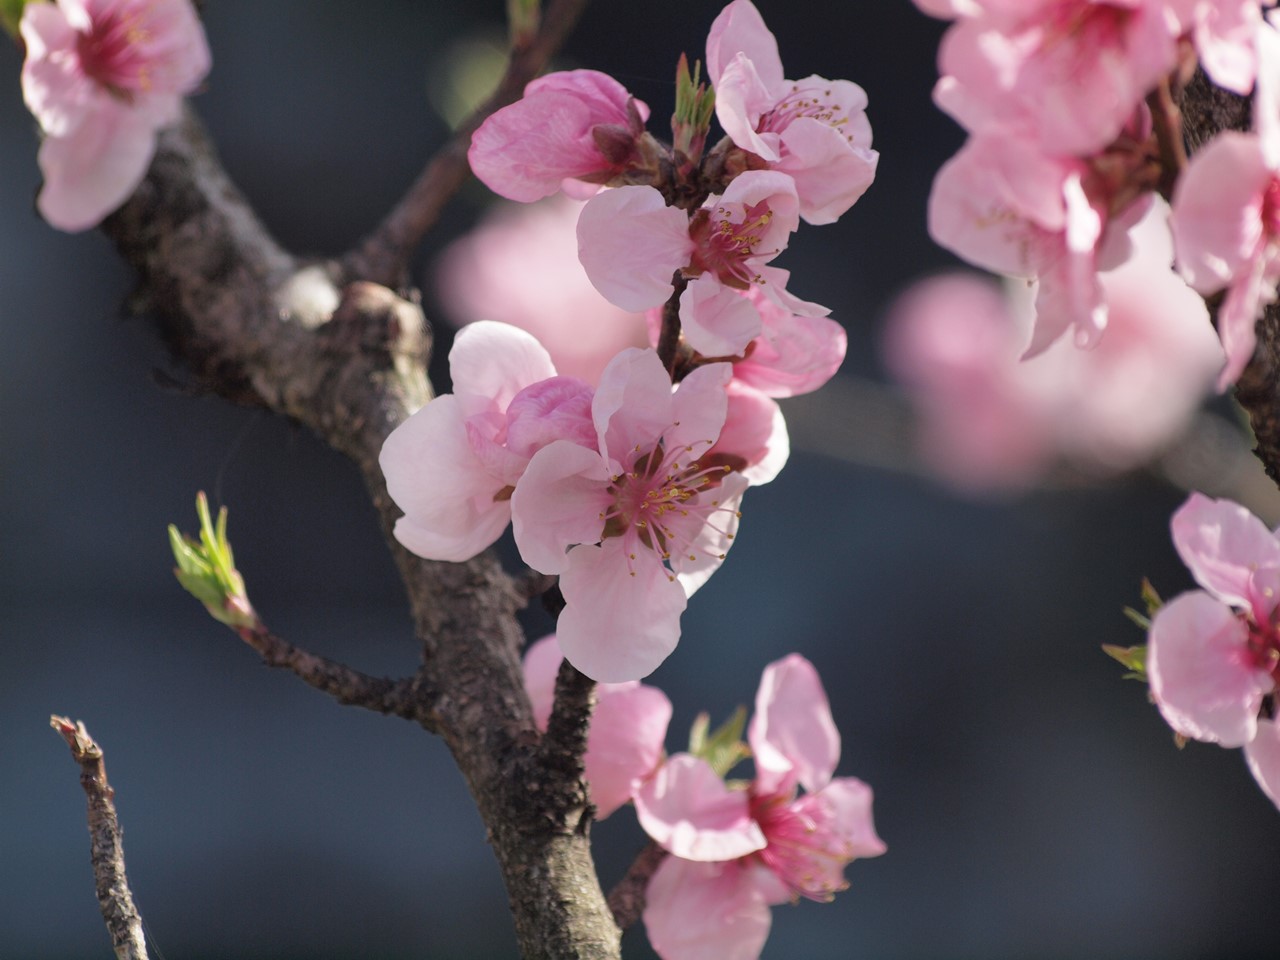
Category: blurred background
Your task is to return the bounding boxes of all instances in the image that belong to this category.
[4,1,1280,958]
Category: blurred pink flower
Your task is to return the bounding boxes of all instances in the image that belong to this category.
[522,635,672,820]
[887,199,1222,491]
[705,0,878,225]
[435,195,648,385]
[636,654,884,960]
[21,0,211,231]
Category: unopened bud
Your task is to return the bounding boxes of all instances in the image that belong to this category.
[169,492,257,631]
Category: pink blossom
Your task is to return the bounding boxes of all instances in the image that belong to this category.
[21,0,211,231]
[1148,493,1280,810]
[926,0,1178,156]
[1166,0,1268,94]
[434,195,648,385]
[380,321,596,563]
[522,635,672,819]
[928,123,1153,356]
[578,171,814,359]
[510,349,746,681]
[887,198,1222,491]
[468,70,650,203]
[636,655,885,960]
[705,0,878,225]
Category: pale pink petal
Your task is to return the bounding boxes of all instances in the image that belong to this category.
[20,2,90,135]
[380,395,513,563]
[803,778,888,860]
[556,539,688,681]
[448,320,558,413]
[1148,591,1272,746]
[749,654,840,797]
[714,54,782,161]
[504,376,597,459]
[643,858,774,960]
[578,187,693,311]
[672,472,748,597]
[712,382,789,486]
[523,634,563,730]
[679,277,763,358]
[36,105,156,232]
[1170,492,1280,613]
[775,116,879,225]
[511,440,612,574]
[1255,11,1280,166]
[587,681,673,818]
[733,293,846,398]
[592,347,675,469]
[717,170,801,257]
[1170,132,1271,295]
[635,755,767,861]
[525,69,648,124]
[1188,0,1264,96]
[666,361,733,454]
[705,0,785,94]
[1244,716,1280,810]
[1216,247,1270,388]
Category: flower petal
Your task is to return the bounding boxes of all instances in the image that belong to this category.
[749,653,841,796]
[634,754,766,861]
[1170,492,1280,614]
[643,858,774,960]
[577,187,693,311]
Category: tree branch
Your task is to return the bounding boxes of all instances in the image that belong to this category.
[235,623,436,728]
[50,716,149,960]
[100,101,621,959]
[607,840,667,931]
[343,0,592,287]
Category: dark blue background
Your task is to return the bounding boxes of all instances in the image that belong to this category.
[3,2,1278,957]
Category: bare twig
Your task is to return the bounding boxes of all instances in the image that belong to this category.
[607,840,668,931]
[235,624,436,729]
[50,716,149,960]
[343,0,592,286]
[538,660,597,815]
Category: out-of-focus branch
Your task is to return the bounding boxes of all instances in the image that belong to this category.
[607,841,667,931]
[343,0,592,287]
[50,717,149,960]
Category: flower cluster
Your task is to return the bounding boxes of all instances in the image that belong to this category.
[383,0,869,683]
[522,642,884,960]
[1147,494,1280,809]
[918,0,1274,383]
[20,0,211,231]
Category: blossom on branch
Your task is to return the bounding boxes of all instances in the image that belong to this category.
[635,654,885,960]
[21,0,211,231]
[705,0,878,225]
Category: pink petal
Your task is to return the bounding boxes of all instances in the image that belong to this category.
[643,858,774,960]
[672,472,748,597]
[448,320,558,414]
[705,0,785,95]
[577,187,693,311]
[380,395,514,563]
[1244,717,1280,811]
[556,539,688,681]
[713,382,789,486]
[679,277,763,359]
[666,361,733,455]
[775,116,878,226]
[504,376,597,460]
[522,634,562,730]
[587,681,673,819]
[1147,590,1272,746]
[592,347,675,470]
[20,2,90,135]
[749,654,841,797]
[634,755,766,861]
[510,440,612,574]
[36,105,156,232]
[525,69,647,124]
[733,293,846,398]
[713,54,782,161]
[1170,492,1280,614]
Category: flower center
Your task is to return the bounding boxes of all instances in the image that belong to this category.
[687,200,777,290]
[599,437,737,577]
[749,793,852,903]
[759,87,850,139]
[1245,614,1280,684]
[76,4,153,95]
[1262,177,1280,240]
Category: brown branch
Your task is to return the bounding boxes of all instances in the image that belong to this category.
[102,102,622,959]
[235,624,436,728]
[50,717,149,960]
[607,840,668,931]
[1147,77,1187,202]
[343,0,593,287]
[538,660,597,817]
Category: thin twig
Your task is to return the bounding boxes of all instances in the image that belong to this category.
[539,659,597,797]
[1146,77,1187,202]
[50,716,150,960]
[235,625,436,729]
[607,840,668,930]
[344,0,592,286]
